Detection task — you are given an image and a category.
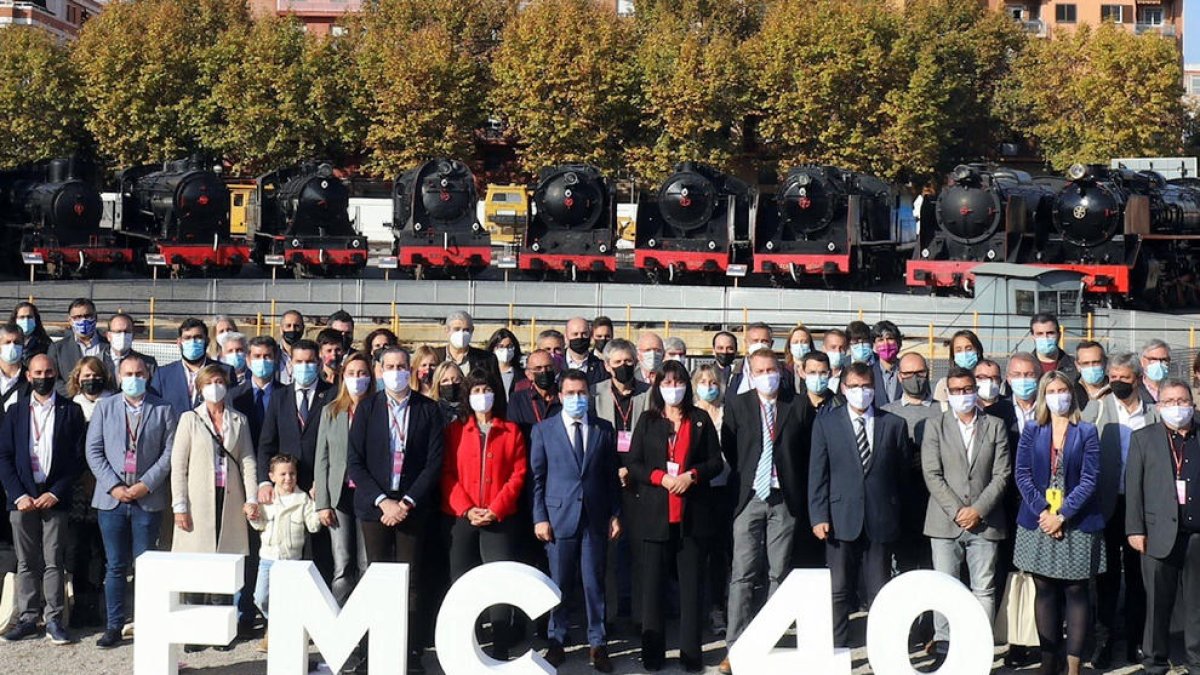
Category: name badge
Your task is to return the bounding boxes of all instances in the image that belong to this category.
[1045,487,1064,515]
[1178,479,1188,506]
[667,461,680,477]
[124,450,137,475]
[617,430,632,454]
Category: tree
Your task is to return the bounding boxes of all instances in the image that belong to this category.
[354,0,517,63]
[0,28,87,168]
[998,22,1184,170]
[489,0,640,173]
[72,0,250,167]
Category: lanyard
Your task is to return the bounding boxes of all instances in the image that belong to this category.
[1169,427,1189,479]
[759,400,777,442]
[532,396,547,424]
[389,402,409,449]
[613,388,633,429]
[30,402,51,444]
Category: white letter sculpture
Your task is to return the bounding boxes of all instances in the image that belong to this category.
[867,570,994,675]
[435,561,562,675]
[134,552,243,675]
[727,568,852,675]
[268,560,409,675]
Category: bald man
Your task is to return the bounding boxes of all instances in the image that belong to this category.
[636,333,664,385]
[565,317,608,385]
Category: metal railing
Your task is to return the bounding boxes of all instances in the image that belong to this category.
[1135,22,1176,37]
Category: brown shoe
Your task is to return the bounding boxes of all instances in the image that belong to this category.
[590,645,613,673]
[544,641,565,668]
[719,657,733,674]
[256,634,269,654]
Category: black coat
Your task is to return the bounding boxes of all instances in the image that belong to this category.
[346,391,445,521]
[0,394,86,511]
[1127,423,1191,559]
[434,346,507,416]
[722,387,813,520]
[627,408,725,541]
[256,380,333,488]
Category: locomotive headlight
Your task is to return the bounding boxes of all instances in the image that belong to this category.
[952,165,973,183]
[414,222,423,232]
[921,248,930,259]
[648,238,657,248]
[472,223,482,233]
[531,241,541,252]
[987,249,996,260]
[707,240,717,250]
[1067,163,1088,181]
[796,173,812,187]
[765,241,775,251]
[826,242,836,252]
[599,243,609,253]
[291,238,301,248]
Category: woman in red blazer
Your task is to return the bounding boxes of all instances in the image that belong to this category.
[440,370,528,657]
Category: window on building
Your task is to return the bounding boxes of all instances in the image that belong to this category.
[1055,4,1076,23]
[331,25,347,37]
[1189,75,1200,96]
[1006,5,1025,21]
[1015,290,1035,316]
[1101,5,1124,23]
[1139,7,1164,26]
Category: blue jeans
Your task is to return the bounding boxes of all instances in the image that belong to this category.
[97,503,162,631]
[254,559,274,619]
[930,529,999,643]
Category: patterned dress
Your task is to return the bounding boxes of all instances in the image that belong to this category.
[1013,441,1106,580]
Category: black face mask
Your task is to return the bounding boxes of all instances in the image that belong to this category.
[612,363,635,384]
[31,377,54,397]
[341,333,354,351]
[81,379,105,396]
[569,337,591,355]
[419,371,433,386]
[714,352,735,368]
[1109,380,1135,401]
[534,370,558,392]
[282,329,303,346]
[439,383,462,402]
[901,375,930,398]
[593,339,610,355]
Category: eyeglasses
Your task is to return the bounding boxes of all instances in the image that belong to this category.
[948,387,977,395]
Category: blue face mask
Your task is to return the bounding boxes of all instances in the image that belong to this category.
[222,352,246,372]
[0,343,22,365]
[293,362,319,387]
[953,350,979,370]
[1011,377,1038,401]
[696,384,720,402]
[180,338,206,361]
[1080,365,1106,386]
[249,358,275,379]
[72,317,96,337]
[1147,360,1170,382]
[850,343,873,364]
[1034,336,1058,357]
[15,317,35,337]
[562,393,588,419]
[121,375,147,398]
[805,374,830,395]
[376,378,386,392]
[826,350,847,369]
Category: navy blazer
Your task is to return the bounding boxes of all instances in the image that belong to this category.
[530,414,621,540]
[231,379,281,449]
[567,353,610,386]
[1014,420,1104,533]
[0,394,86,511]
[256,380,332,487]
[346,390,445,522]
[149,358,234,417]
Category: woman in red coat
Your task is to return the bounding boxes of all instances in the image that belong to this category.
[440,370,528,657]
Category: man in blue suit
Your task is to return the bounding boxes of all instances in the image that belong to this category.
[531,369,622,673]
[231,335,282,448]
[84,354,177,648]
[149,318,231,416]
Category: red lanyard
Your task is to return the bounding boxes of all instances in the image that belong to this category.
[532,397,546,423]
[1169,428,1188,479]
[613,388,632,429]
[30,402,50,444]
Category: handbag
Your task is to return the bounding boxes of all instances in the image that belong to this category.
[995,570,1038,646]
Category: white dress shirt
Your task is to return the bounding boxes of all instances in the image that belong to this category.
[0,369,19,398]
[1014,398,1037,434]
[28,393,56,487]
[957,411,978,464]
[374,393,412,507]
[561,411,590,453]
[1115,399,1147,493]
[848,405,875,454]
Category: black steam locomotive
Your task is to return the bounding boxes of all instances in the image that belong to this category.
[753,165,899,284]
[254,162,366,277]
[634,162,751,282]
[393,158,487,273]
[522,164,616,279]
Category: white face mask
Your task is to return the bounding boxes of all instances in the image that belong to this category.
[754,371,780,396]
[748,341,771,355]
[469,391,495,413]
[449,330,473,350]
[640,349,663,372]
[1161,404,1195,429]
[493,347,514,365]
[345,376,371,397]
[976,379,999,401]
[844,385,875,411]
[948,393,978,415]
[383,369,410,394]
[660,385,686,406]
[202,383,227,404]
[109,331,132,354]
[1045,392,1072,416]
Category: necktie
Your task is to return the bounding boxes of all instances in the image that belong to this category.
[856,416,871,471]
[572,421,584,466]
[254,388,265,422]
[299,389,311,429]
[753,402,776,501]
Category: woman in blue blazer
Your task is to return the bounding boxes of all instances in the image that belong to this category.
[1013,371,1104,675]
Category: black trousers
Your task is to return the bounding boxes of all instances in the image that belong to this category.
[1097,495,1145,649]
[1142,531,1200,674]
[448,515,519,651]
[826,535,891,649]
[640,526,708,663]
[361,511,428,651]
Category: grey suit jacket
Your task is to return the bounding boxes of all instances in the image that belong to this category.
[49,334,110,396]
[921,409,1010,540]
[1126,422,1185,560]
[314,405,353,512]
[85,392,179,512]
[591,381,649,435]
[1083,393,1160,521]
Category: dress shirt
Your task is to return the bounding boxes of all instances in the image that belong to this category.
[27,393,56,487]
[77,336,102,358]
[560,411,590,452]
[848,405,875,454]
[123,396,145,485]
[1115,398,1147,493]
[957,412,978,464]
[373,393,413,507]
[0,369,19,397]
[567,354,589,373]
[278,350,293,385]
[1014,398,1036,434]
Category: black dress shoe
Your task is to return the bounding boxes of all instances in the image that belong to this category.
[213,642,235,652]
[590,645,613,673]
[96,629,123,649]
[544,641,566,667]
[407,650,426,673]
[1092,640,1114,670]
[680,655,704,672]
[641,653,664,671]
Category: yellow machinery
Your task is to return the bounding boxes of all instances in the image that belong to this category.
[483,184,529,246]
[226,180,258,238]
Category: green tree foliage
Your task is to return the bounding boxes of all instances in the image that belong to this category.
[72,0,250,167]
[631,0,766,41]
[999,22,1184,170]
[0,28,86,168]
[352,0,517,62]
[489,0,640,173]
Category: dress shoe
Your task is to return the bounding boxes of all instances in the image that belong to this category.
[544,641,566,667]
[96,629,124,649]
[1005,645,1038,668]
[590,645,613,673]
[1091,640,1113,670]
[214,641,235,652]
[719,657,733,674]
[407,650,426,673]
[183,644,207,653]
[680,654,704,672]
[641,653,663,671]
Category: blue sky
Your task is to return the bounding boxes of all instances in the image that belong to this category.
[1189,0,1199,63]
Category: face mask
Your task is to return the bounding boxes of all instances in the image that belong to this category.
[901,375,930,399]
[953,350,979,370]
[250,358,275,379]
[747,342,770,355]
[1147,361,1170,382]
[81,378,105,396]
[345,376,370,397]
[714,352,735,368]
[875,343,900,362]
[790,343,811,360]
[202,382,227,404]
[534,370,557,392]
[805,374,829,395]
[844,385,875,410]
[1034,336,1058,357]
[850,343,874,363]
[383,369,410,394]
[948,393,978,414]
[15,317,35,337]
[697,383,720,402]
[612,363,635,385]
[1161,405,1195,429]
[439,382,462,401]
[324,353,344,370]
[222,352,246,371]
[0,343,21,365]
[449,330,472,350]
[293,362,319,388]
[180,338,206,362]
[469,391,495,413]
[551,352,566,371]
[109,331,132,354]
[568,337,590,355]
[593,339,610,355]
[493,347,514,366]
[563,393,588,419]
[826,350,847,370]
[30,377,54,397]
[419,370,433,386]
[341,333,354,351]
[754,371,781,396]
[72,317,97,337]
[641,350,664,372]
[1080,366,1105,386]
[282,329,303,346]
[977,379,999,401]
[121,375,147,398]
[1010,377,1038,401]
[660,385,685,406]
[1109,380,1135,400]
[1046,392,1072,416]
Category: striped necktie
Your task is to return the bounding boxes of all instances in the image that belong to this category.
[753,401,776,501]
[856,416,871,471]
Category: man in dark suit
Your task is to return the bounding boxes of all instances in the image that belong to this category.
[720,349,813,674]
[0,323,28,419]
[256,338,330,503]
[48,298,108,396]
[712,331,738,389]
[0,354,85,644]
[565,317,608,386]
[1127,378,1200,675]
[869,320,904,405]
[231,336,282,448]
[531,369,621,673]
[149,318,231,417]
[809,361,909,649]
[347,346,444,670]
[100,312,158,388]
[434,310,506,416]
[508,349,562,435]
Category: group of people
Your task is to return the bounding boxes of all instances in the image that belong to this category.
[0,300,1195,675]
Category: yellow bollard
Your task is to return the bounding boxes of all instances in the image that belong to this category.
[928,322,934,360]
[27,294,32,305]
[270,299,277,335]
[626,305,632,340]
[1087,313,1094,341]
[508,303,514,331]
[665,320,671,338]
[149,298,156,342]
[858,308,864,321]
[973,311,978,333]
[530,317,537,347]
[1192,326,1196,350]
[256,312,263,337]
[743,308,748,334]
[391,302,398,337]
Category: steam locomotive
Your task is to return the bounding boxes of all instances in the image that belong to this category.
[634,162,751,282]
[522,164,617,280]
[253,162,367,277]
[0,157,124,278]
[393,158,487,274]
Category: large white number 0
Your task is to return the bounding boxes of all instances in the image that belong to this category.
[867,570,993,675]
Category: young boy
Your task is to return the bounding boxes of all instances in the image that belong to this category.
[250,453,320,652]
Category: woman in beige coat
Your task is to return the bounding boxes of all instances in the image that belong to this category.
[171,364,259,555]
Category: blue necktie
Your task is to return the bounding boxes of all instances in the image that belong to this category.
[753,402,776,501]
[572,421,584,466]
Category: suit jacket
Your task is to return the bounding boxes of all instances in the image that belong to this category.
[257,380,333,488]
[591,380,650,437]
[0,369,28,425]
[723,387,812,519]
[346,390,444,521]
[85,393,178,512]
[921,410,1010,540]
[1127,422,1188,559]
[808,406,910,543]
[566,352,610,386]
[170,404,258,554]
[49,334,110,395]
[872,360,903,406]
[626,408,724,541]
[101,349,159,389]
[149,358,233,417]
[1014,421,1104,533]
[0,393,85,510]
[530,414,621,539]
[434,345,507,416]
[1083,393,1160,521]
[230,379,282,449]
[314,406,353,512]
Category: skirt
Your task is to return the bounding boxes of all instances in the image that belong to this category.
[1013,525,1106,581]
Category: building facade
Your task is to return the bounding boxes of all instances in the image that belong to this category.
[985,0,1181,41]
[0,0,104,38]
[248,0,361,36]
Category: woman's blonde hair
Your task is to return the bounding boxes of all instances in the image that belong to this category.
[194,364,229,392]
[430,361,464,402]
[691,363,724,405]
[1034,370,1081,425]
[327,351,374,418]
[67,356,108,398]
